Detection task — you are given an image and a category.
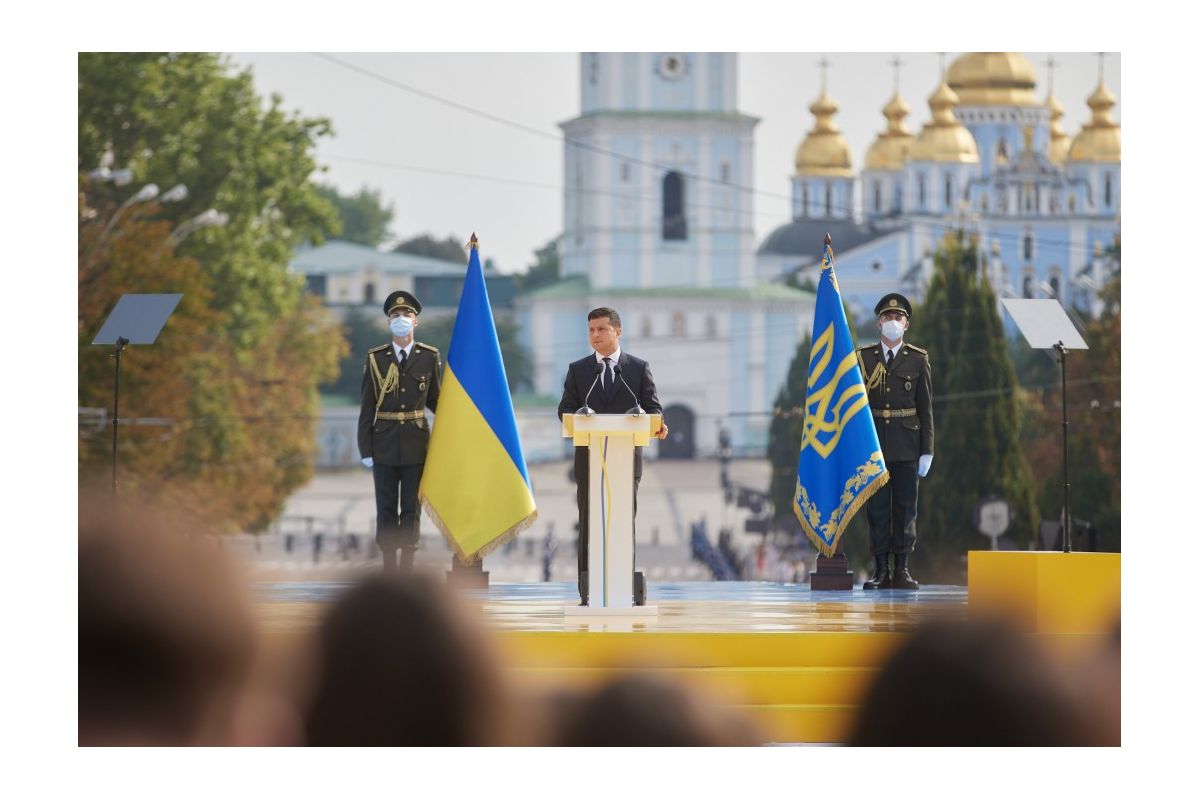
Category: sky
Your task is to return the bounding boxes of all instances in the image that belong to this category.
[229,51,1120,274]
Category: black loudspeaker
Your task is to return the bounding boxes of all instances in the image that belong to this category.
[634,571,647,606]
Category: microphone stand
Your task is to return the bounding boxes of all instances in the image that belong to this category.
[577,362,605,416]
[613,365,644,415]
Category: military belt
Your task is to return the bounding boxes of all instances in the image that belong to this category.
[376,410,425,422]
[872,407,917,419]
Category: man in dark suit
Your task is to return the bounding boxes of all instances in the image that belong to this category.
[358,290,442,573]
[856,293,934,591]
[557,307,667,604]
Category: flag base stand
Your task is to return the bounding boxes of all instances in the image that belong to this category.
[447,554,489,589]
[810,549,854,591]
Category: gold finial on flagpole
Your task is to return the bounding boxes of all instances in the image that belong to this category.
[468,232,479,250]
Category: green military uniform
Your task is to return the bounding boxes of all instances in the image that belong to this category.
[858,292,934,590]
[357,290,442,571]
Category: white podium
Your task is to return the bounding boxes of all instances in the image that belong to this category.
[562,413,661,616]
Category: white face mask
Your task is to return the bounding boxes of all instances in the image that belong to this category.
[881,319,906,342]
[389,316,414,338]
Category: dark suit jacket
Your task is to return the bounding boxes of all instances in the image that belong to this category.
[857,341,933,463]
[357,342,442,466]
[557,351,663,478]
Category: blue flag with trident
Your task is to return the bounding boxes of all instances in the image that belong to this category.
[794,235,889,557]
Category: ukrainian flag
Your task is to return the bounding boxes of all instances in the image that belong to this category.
[419,237,537,563]
[794,237,888,556]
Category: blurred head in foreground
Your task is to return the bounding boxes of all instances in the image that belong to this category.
[552,673,764,747]
[847,617,1103,746]
[79,499,256,745]
[302,573,512,746]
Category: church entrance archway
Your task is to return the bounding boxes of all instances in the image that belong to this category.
[658,404,696,460]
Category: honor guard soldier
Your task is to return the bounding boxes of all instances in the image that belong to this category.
[358,290,441,573]
[857,293,934,590]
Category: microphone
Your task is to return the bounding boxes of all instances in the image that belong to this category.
[613,364,644,415]
[577,361,605,415]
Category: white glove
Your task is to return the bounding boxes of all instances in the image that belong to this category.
[918,454,933,478]
[361,457,374,469]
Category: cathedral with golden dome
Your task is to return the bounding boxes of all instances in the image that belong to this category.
[758,51,1121,322]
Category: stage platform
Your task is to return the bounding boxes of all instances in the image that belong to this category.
[253,580,961,743]
[252,579,1106,743]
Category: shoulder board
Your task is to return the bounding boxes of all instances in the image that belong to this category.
[905,344,928,355]
[368,344,391,354]
[414,342,439,353]
[856,344,876,352]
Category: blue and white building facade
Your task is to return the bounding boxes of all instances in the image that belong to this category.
[518,53,815,458]
[758,52,1121,323]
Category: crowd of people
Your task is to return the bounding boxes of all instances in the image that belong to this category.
[78,496,1119,747]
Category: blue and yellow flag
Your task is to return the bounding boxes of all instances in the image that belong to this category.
[794,238,888,556]
[419,236,537,563]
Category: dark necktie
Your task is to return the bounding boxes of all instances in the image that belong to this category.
[885,349,894,371]
[399,349,408,370]
[602,357,612,393]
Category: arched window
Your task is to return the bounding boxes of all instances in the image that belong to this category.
[873,181,882,213]
[824,182,832,217]
[364,282,376,305]
[662,171,687,240]
[981,193,990,212]
[801,183,809,218]
[1048,276,1060,297]
[705,314,717,338]
[944,175,953,209]
[1023,275,1034,298]
[918,174,926,208]
[1104,173,1113,208]
[1023,235,1033,262]
[671,312,686,337]
[641,316,652,338]
[997,139,1009,162]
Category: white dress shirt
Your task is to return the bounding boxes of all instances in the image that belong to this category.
[393,340,414,363]
[880,339,903,366]
[594,347,621,391]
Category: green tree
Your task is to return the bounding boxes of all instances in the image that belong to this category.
[78,53,344,532]
[915,232,1040,581]
[393,233,467,263]
[416,315,532,393]
[315,184,395,247]
[768,335,811,527]
[515,235,561,293]
[326,307,387,401]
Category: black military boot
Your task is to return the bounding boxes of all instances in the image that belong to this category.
[863,554,892,590]
[892,553,920,590]
[398,546,416,575]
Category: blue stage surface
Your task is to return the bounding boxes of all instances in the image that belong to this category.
[252,580,967,634]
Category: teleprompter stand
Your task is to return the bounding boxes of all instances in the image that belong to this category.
[1001,298,1089,553]
[92,293,183,496]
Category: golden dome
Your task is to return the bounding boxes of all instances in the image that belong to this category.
[908,82,980,163]
[946,52,1039,106]
[864,91,914,171]
[1068,81,1121,163]
[1046,91,1070,165]
[794,89,854,177]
